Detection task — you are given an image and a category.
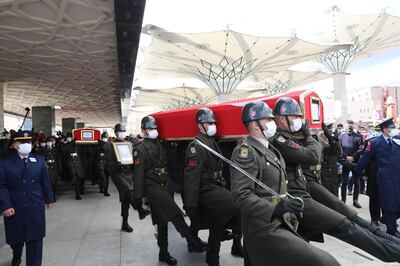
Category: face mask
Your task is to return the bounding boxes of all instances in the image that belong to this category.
[67,137,72,142]
[117,132,126,140]
[40,143,46,147]
[206,125,217,137]
[263,121,277,138]
[102,138,108,142]
[389,129,399,137]
[17,143,32,155]
[148,129,159,139]
[52,141,56,145]
[289,118,302,132]
[47,142,53,147]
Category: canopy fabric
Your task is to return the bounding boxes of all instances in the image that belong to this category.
[137,26,339,94]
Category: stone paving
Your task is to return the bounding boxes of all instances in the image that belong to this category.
[0,183,399,266]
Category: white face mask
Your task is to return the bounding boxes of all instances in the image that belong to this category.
[17,143,32,155]
[289,118,302,132]
[116,132,126,140]
[148,129,159,139]
[47,142,53,147]
[263,121,277,138]
[206,125,217,136]
[66,137,72,142]
[102,138,108,142]
[389,129,399,137]
[40,143,46,147]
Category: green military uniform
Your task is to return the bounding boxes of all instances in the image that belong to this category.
[272,97,400,262]
[133,138,182,225]
[133,116,205,265]
[300,134,357,219]
[231,135,339,266]
[104,139,133,202]
[62,141,85,200]
[96,138,110,196]
[44,146,59,188]
[185,133,239,225]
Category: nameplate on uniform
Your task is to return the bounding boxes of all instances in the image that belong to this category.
[29,157,37,163]
[112,142,134,165]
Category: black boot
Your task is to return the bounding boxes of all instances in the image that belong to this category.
[353,200,362,208]
[121,217,133,233]
[75,194,82,200]
[159,252,177,265]
[328,218,400,262]
[187,233,208,253]
[138,208,151,220]
[221,229,234,241]
[231,238,244,257]
[349,215,400,245]
[104,191,110,197]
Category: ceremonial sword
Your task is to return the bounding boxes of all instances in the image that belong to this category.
[194,139,304,216]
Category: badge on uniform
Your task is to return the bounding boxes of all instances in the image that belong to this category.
[276,135,286,144]
[239,146,249,158]
[29,157,37,163]
[190,146,196,154]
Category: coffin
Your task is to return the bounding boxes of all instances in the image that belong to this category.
[72,128,101,144]
[151,90,324,140]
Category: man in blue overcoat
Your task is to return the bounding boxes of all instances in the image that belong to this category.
[0,130,55,266]
[355,118,400,237]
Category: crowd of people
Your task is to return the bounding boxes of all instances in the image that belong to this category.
[1,96,400,266]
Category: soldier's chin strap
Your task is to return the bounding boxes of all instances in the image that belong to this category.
[285,116,295,133]
[256,120,267,138]
[194,138,304,216]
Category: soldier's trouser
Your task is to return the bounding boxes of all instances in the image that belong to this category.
[10,238,43,266]
[321,178,338,197]
[121,199,131,218]
[157,223,169,255]
[327,218,400,262]
[383,211,399,235]
[206,216,223,266]
[244,225,339,266]
[308,179,356,218]
[170,214,191,238]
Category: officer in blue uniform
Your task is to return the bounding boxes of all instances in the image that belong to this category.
[355,118,400,237]
[0,131,55,266]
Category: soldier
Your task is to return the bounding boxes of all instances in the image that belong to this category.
[43,136,59,195]
[97,132,110,196]
[184,108,242,266]
[231,101,339,266]
[62,132,85,200]
[0,130,55,266]
[271,96,400,262]
[133,116,206,266]
[104,123,150,233]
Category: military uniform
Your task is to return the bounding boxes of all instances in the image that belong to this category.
[231,136,339,266]
[43,143,59,192]
[320,136,342,196]
[62,140,85,200]
[272,97,400,262]
[184,108,241,266]
[0,131,55,266]
[133,116,205,265]
[96,136,110,196]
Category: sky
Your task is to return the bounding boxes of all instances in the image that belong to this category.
[136,0,400,98]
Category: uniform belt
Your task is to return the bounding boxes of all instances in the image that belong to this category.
[155,167,167,175]
[309,164,321,171]
[209,171,224,184]
[71,153,78,157]
[46,159,55,164]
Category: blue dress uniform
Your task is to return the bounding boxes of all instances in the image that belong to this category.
[355,118,400,236]
[0,131,55,266]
